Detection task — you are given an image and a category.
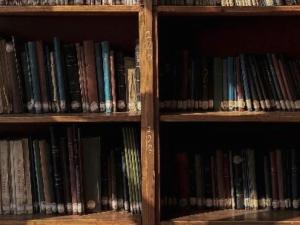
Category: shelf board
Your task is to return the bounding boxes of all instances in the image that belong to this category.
[160,111,300,122]
[0,5,140,16]
[0,113,140,123]
[161,209,300,224]
[157,6,300,16]
[0,211,141,225]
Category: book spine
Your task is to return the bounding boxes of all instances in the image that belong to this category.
[60,137,72,214]
[101,41,112,113]
[109,51,117,112]
[63,44,82,113]
[0,141,10,214]
[49,127,65,214]
[53,37,67,112]
[83,40,99,113]
[27,42,42,113]
[135,43,141,112]
[291,148,299,209]
[115,52,127,112]
[240,55,252,111]
[95,43,106,112]
[67,127,78,214]
[36,41,50,113]
[22,139,33,214]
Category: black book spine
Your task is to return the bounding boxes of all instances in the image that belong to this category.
[63,44,82,113]
[291,148,299,209]
[49,126,65,214]
[60,137,72,214]
[121,150,129,211]
[233,152,244,209]
[28,137,39,213]
[115,52,127,112]
[264,155,272,210]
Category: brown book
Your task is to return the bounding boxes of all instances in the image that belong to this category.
[271,54,291,110]
[270,150,279,210]
[39,140,52,214]
[275,149,285,209]
[83,40,99,113]
[109,50,117,112]
[216,149,225,208]
[67,127,78,214]
[278,56,295,110]
[36,41,50,113]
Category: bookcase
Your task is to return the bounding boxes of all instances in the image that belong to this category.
[1,1,300,225]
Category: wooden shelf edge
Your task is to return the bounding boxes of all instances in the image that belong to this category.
[157,6,300,16]
[161,209,300,224]
[0,113,141,123]
[160,111,300,122]
[0,5,140,15]
[0,211,141,225]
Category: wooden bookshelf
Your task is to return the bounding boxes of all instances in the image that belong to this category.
[160,112,300,122]
[161,209,300,225]
[0,113,141,124]
[157,5,300,16]
[0,5,140,15]
[0,211,141,225]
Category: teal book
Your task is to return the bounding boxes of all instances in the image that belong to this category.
[101,41,112,113]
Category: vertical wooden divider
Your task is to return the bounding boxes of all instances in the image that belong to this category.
[140,0,160,224]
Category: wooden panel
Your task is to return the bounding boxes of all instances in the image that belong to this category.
[0,211,141,225]
[140,0,160,224]
[0,113,140,124]
[157,6,300,16]
[0,15,138,51]
[160,112,300,122]
[0,5,140,15]
[158,16,300,56]
[161,209,300,224]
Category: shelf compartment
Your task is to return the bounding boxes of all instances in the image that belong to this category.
[161,209,300,224]
[0,5,140,16]
[160,111,300,122]
[0,113,140,124]
[0,211,141,225]
[157,6,300,16]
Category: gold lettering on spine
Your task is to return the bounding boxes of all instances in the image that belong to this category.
[146,126,153,154]
[145,31,153,61]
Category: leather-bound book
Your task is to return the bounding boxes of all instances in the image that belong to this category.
[291,148,299,209]
[275,149,285,209]
[270,150,279,210]
[109,50,117,112]
[83,40,99,113]
[240,55,252,111]
[233,151,244,209]
[175,152,189,209]
[95,43,106,112]
[115,51,127,112]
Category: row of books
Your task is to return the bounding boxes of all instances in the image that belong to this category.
[0,37,140,114]
[156,0,300,6]
[0,126,141,215]
[161,148,299,211]
[0,0,140,5]
[160,53,300,112]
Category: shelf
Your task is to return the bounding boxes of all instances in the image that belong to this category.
[161,209,300,224]
[0,5,140,16]
[157,6,300,16]
[0,211,141,225]
[0,113,140,123]
[160,111,300,122]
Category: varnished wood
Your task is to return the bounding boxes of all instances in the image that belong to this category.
[0,211,141,225]
[140,0,159,224]
[0,113,140,123]
[160,112,300,122]
[161,209,300,224]
[157,6,300,16]
[0,5,140,15]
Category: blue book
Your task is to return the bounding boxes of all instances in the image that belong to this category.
[101,41,112,113]
[227,57,235,111]
[53,37,66,112]
[95,43,106,112]
[222,58,228,110]
[240,54,252,111]
[27,42,42,113]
